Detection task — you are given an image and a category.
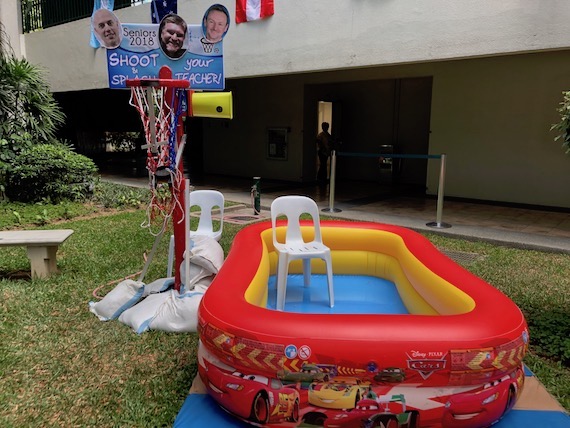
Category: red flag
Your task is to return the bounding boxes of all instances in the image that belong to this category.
[236,0,274,23]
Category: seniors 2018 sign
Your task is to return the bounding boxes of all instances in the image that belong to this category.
[92,4,229,90]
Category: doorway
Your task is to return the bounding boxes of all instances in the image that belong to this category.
[315,100,343,181]
[305,77,432,191]
[317,101,333,133]
[316,101,333,180]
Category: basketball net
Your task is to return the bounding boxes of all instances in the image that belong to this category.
[129,84,187,236]
[200,37,215,54]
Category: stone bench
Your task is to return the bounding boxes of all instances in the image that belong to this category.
[0,229,74,278]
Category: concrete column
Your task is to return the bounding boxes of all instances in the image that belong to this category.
[27,246,59,278]
[0,0,23,58]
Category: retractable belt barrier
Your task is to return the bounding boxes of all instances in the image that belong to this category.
[322,151,451,229]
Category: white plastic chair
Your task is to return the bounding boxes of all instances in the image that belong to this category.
[167,190,224,277]
[270,195,334,311]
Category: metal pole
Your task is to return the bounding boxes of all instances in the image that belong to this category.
[183,181,192,290]
[322,150,342,213]
[138,228,165,283]
[427,153,452,229]
[252,176,261,215]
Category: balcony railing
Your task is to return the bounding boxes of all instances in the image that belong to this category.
[21,0,147,33]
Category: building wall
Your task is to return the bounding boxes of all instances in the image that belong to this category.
[203,52,570,208]
[429,51,570,207]
[18,0,570,92]
[204,75,306,181]
[0,0,22,58]
[8,0,570,208]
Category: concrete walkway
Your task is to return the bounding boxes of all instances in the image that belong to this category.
[102,174,570,253]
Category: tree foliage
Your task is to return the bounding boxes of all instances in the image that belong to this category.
[551,90,570,155]
[0,57,65,143]
[6,143,98,203]
[0,22,67,196]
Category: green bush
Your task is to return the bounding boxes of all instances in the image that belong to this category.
[6,144,98,203]
[1,53,66,195]
[91,181,150,208]
[0,132,34,197]
[525,306,570,366]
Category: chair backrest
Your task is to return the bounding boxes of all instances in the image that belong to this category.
[190,190,224,241]
[271,195,322,246]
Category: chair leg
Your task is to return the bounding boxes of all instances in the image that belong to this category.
[276,254,289,311]
[302,258,311,287]
[274,254,280,292]
[325,258,334,308]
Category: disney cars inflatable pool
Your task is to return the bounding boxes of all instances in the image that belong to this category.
[198,345,300,424]
[197,220,529,427]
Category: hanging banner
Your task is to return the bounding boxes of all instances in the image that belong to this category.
[151,0,177,23]
[96,4,230,90]
[235,0,274,23]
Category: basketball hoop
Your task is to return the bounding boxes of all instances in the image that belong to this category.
[128,77,189,236]
[200,37,215,54]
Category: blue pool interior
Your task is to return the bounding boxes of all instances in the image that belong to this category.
[266,274,409,314]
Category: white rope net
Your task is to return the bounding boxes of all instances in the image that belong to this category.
[129,85,186,236]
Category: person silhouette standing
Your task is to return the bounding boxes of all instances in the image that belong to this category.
[316,122,332,183]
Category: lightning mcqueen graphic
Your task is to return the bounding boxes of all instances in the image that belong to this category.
[198,344,300,424]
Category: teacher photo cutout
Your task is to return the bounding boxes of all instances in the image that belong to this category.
[159,13,188,59]
[92,8,122,49]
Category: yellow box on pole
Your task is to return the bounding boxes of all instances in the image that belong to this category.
[191,92,233,119]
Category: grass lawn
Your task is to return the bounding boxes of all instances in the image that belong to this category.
[0,190,568,426]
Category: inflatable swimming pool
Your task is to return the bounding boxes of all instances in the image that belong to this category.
[197,220,528,427]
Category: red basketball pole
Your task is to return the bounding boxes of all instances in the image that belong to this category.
[155,67,187,292]
[127,67,191,291]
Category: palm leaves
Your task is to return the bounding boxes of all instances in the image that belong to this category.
[0,22,66,197]
[0,57,65,143]
[551,90,570,155]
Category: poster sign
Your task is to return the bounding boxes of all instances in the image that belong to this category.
[92,4,229,90]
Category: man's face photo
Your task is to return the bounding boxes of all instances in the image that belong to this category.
[92,9,121,49]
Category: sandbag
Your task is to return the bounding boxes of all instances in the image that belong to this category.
[118,291,171,334]
[118,275,214,333]
[149,289,205,333]
[193,275,215,294]
[179,261,211,290]
[143,277,174,296]
[178,236,223,288]
[188,235,224,274]
[88,279,144,321]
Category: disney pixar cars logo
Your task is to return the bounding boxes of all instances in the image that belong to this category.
[406,351,448,380]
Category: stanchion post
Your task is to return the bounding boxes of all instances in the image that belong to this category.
[252,176,261,215]
[427,153,452,229]
[322,150,342,213]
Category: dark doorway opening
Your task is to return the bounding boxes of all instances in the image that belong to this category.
[55,88,145,176]
[304,77,432,196]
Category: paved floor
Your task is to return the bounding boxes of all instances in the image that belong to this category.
[102,174,570,253]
